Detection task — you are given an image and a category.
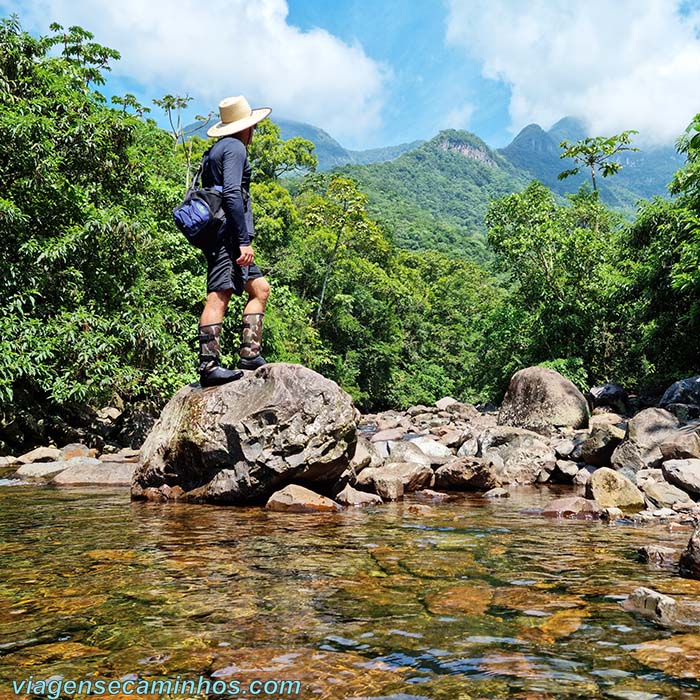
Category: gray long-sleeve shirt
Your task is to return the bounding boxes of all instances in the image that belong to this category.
[202,135,254,247]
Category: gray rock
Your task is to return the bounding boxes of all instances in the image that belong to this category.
[435,396,459,410]
[662,458,700,496]
[132,364,357,505]
[679,528,700,580]
[356,462,433,494]
[572,467,593,487]
[413,489,452,501]
[553,438,576,459]
[18,446,61,464]
[434,457,500,491]
[553,459,580,480]
[407,435,453,459]
[660,375,700,408]
[628,408,681,443]
[15,460,75,479]
[611,409,681,472]
[370,427,404,443]
[53,460,135,486]
[266,485,341,513]
[60,443,95,461]
[579,424,626,467]
[373,475,404,501]
[542,496,604,519]
[624,587,679,626]
[456,430,479,458]
[588,383,629,414]
[349,436,373,472]
[636,468,664,489]
[483,487,510,499]
[664,403,700,423]
[660,431,700,460]
[641,480,693,508]
[497,366,589,434]
[479,426,556,484]
[637,545,677,566]
[589,412,625,427]
[585,467,646,511]
[385,441,433,466]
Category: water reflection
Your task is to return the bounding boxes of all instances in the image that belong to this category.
[0,485,698,699]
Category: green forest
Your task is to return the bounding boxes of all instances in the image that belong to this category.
[1,17,699,451]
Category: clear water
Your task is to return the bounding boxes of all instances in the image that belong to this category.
[1,484,699,699]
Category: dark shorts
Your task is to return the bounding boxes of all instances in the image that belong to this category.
[204,233,263,295]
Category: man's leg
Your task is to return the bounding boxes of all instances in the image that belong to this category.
[238,277,271,370]
[198,289,243,386]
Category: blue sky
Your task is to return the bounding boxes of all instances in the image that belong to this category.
[3,0,700,150]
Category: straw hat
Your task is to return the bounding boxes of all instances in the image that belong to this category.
[206,96,272,138]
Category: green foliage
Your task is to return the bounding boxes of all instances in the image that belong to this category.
[2,15,699,449]
[558,130,639,191]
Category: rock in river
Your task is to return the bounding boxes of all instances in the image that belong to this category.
[132,364,357,505]
[498,366,589,433]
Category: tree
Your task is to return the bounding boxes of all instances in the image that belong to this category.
[558,130,638,191]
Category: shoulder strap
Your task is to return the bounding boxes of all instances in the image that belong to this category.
[190,146,214,191]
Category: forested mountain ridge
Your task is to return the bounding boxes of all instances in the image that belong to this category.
[337,129,529,261]
[185,116,423,170]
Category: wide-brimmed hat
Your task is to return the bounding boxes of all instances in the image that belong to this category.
[206,96,271,138]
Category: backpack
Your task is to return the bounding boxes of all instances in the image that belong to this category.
[173,150,225,249]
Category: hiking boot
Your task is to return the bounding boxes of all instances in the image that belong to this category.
[238,313,268,370]
[197,323,243,387]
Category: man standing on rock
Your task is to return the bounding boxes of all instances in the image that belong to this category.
[196,96,272,387]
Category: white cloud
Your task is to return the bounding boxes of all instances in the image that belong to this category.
[4,0,388,144]
[443,103,474,130]
[446,0,700,144]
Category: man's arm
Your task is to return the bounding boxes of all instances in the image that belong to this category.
[221,139,251,250]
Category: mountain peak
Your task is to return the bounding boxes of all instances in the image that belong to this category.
[548,116,587,145]
[432,129,498,167]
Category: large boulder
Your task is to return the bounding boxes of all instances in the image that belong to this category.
[131,364,357,505]
[479,426,556,484]
[434,457,500,490]
[587,383,629,414]
[585,467,645,511]
[497,367,589,434]
[661,459,700,497]
[611,408,680,472]
[578,424,626,467]
[660,376,700,408]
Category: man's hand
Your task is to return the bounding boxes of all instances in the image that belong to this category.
[236,245,254,266]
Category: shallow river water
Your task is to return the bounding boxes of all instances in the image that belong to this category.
[1,485,699,700]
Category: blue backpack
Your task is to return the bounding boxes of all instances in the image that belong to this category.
[173,150,225,249]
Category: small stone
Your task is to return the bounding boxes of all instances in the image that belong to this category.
[483,487,510,499]
[336,484,383,507]
[386,441,433,466]
[553,439,576,459]
[435,396,459,411]
[265,485,341,513]
[434,457,500,491]
[370,428,404,443]
[0,455,20,467]
[637,545,677,566]
[660,431,700,461]
[603,507,624,520]
[60,443,95,461]
[407,404,431,416]
[97,406,122,421]
[542,496,604,519]
[624,587,677,626]
[373,475,404,501]
[17,446,61,464]
[406,504,434,516]
[407,436,453,458]
[413,489,452,501]
[652,508,677,518]
[572,467,593,486]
